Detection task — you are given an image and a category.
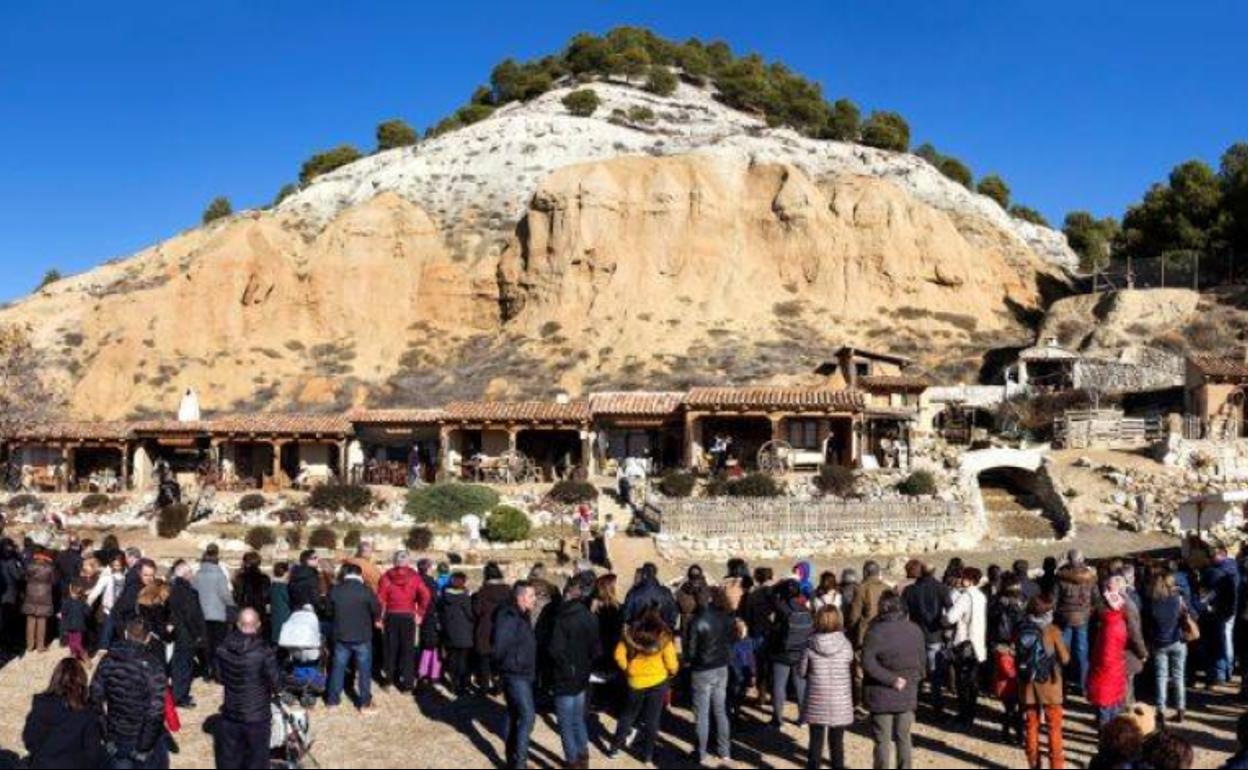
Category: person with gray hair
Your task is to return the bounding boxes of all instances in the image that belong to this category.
[214,607,280,769]
[377,548,431,693]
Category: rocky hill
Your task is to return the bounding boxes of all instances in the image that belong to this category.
[0,80,1076,420]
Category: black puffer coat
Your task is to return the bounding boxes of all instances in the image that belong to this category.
[22,693,103,769]
[215,630,281,724]
[90,639,167,752]
[546,598,600,696]
[439,589,475,650]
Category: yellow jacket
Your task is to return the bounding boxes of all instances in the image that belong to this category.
[614,629,679,691]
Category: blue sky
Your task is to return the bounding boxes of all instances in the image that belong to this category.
[1,1,1245,301]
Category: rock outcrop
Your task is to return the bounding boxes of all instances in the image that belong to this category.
[0,82,1075,419]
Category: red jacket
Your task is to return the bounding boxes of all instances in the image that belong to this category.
[1087,607,1128,708]
[377,566,432,621]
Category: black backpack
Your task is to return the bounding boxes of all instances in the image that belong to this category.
[1015,620,1056,685]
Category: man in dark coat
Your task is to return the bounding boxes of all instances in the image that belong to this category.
[900,562,952,712]
[493,582,538,770]
[326,562,381,710]
[168,560,207,708]
[546,573,600,768]
[214,608,281,770]
[53,535,84,600]
[862,592,925,770]
[90,618,169,769]
[287,550,322,612]
[622,562,678,627]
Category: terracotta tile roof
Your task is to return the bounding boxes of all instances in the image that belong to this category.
[210,413,353,436]
[443,400,591,423]
[348,408,447,425]
[4,421,132,442]
[1189,353,1248,379]
[129,420,214,435]
[684,387,865,411]
[588,392,685,417]
[859,374,929,392]
[832,346,914,365]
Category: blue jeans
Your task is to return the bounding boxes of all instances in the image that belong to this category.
[327,641,373,707]
[502,676,536,769]
[554,691,589,764]
[1097,703,1123,727]
[926,642,947,708]
[1213,617,1236,683]
[692,667,731,759]
[98,612,116,652]
[1154,641,1187,712]
[1060,623,1089,694]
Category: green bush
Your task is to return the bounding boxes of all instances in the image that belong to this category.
[627,105,656,123]
[36,270,62,291]
[861,111,911,152]
[562,88,601,117]
[6,494,43,511]
[376,118,418,151]
[308,527,338,550]
[485,506,532,543]
[343,529,362,550]
[1009,204,1050,227]
[406,526,434,551]
[977,174,1011,209]
[202,196,233,224]
[309,484,373,513]
[299,144,363,184]
[405,483,500,524]
[657,472,696,498]
[815,465,857,497]
[79,493,111,510]
[245,526,277,551]
[238,493,267,512]
[285,528,304,549]
[156,504,191,539]
[725,472,783,498]
[278,507,308,525]
[897,470,939,497]
[645,65,678,96]
[547,480,598,505]
[273,183,298,207]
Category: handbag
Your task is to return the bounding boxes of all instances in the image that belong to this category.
[1180,599,1200,643]
[164,689,182,733]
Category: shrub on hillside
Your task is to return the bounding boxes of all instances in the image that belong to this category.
[815,465,857,497]
[406,526,434,551]
[79,493,111,510]
[405,483,500,524]
[202,196,232,224]
[156,504,190,539]
[562,89,601,117]
[897,470,938,497]
[861,111,911,152]
[309,484,372,513]
[485,506,532,543]
[245,526,277,551]
[376,118,418,151]
[285,528,304,549]
[645,65,678,96]
[308,527,338,550]
[343,529,362,550]
[627,105,656,123]
[299,144,363,184]
[657,472,696,498]
[1009,204,1050,227]
[977,174,1011,209]
[238,493,267,512]
[547,480,598,506]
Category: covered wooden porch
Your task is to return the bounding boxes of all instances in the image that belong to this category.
[682,387,865,472]
[2,422,133,492]
[440,400,593,483]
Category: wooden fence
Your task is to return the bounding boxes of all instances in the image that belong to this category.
[657,498,965,539]
[1054,409,1163,449]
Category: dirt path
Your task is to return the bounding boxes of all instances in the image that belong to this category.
[0,641,1239,768]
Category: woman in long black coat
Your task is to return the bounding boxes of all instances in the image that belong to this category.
[23,658,103,768]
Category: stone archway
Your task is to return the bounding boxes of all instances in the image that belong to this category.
[960,448,1071,538]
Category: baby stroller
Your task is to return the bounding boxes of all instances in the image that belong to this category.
[279,608,326,708]
[271,694,314,769]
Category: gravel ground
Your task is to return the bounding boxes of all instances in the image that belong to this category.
[0,641,1241,768]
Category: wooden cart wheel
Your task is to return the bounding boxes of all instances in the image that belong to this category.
[757,440,793,474]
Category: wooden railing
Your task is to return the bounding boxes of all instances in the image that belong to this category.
[657,498,964,539]
[1054,409,1163,449]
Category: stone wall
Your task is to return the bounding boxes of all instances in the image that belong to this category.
[1073,350,1184,394]
[653,497,976,559]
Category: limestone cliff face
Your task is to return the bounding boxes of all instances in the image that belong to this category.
[0,84,1072,419]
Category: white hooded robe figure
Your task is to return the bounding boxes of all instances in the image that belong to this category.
[178,388,202,422]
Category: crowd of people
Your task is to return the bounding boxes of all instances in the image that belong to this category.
[3,529,1248,769]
